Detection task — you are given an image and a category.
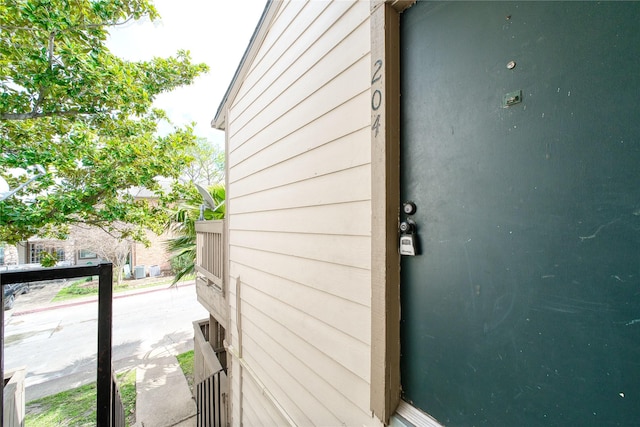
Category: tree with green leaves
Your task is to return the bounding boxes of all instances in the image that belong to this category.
[180,137,225,186]
[0,0,209,245]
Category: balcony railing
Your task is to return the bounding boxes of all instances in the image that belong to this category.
[194,318,227,427]
[195,220,227,328]
[0,263,122,427]
[195,220,224,292]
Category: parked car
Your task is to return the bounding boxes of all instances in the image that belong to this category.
[3,283,29,310]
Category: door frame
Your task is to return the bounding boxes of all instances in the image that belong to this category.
[370,2,446,425]
[369,0,417,424]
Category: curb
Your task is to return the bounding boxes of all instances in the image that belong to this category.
[12,282,195,317]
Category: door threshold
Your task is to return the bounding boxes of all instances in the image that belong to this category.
[391,401,443,427]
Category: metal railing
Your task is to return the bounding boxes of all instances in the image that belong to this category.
[0,263,122,427]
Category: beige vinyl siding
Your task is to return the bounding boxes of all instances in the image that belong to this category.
[241,303,370,425]
[231,245,370,306]
[231,231,370,270]
[230,201,370,238]
[231,0,343,124]
[228,1,369,162]
[230,92,370,186]
[233,126,371,201]
[242,367,291,426]
[230,277,373,425]
[231,0,323,111]
[229,361,240,424]
[224,0,376,425]
[229,51,370,167]
[233,261,370,349]
[231,165,371,215]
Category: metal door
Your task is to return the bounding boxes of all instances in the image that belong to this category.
[400,2,640,425]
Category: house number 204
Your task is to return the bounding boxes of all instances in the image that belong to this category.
[371,59,383,137]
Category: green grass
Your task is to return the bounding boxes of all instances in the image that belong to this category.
[25,369,136,426]
[52,274,195,302]
[177,350,195,393]
[53,280,131,302]
[119,370,137,424]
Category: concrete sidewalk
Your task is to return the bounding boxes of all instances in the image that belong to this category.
[134,352,197,427]
[25,339,198,426]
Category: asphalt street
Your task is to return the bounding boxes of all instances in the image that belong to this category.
[3,280,208,401]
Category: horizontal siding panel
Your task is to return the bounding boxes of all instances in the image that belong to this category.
[242,369,293,426]
[231,246,370,306]
[237,0,306,91]
[230,230,371,270]
[242,332,336,425]
[232,261,369,344]
[231,163,370,213]
[228,171,371,219]
[230,201,370,236]
[230,129,370,196]
[240,391,260,427]
[238,280,371,382]
[234,0,330,108]
[232,1,355,130]
[234,0,306,106]
[242,312,373,426]
[234,285,372,405]
[230,360,241,424]
[228,274,371,422]
[231,1,367,139]
[229,90,370,181]
[272,0,289,21]
[229,54,370,166]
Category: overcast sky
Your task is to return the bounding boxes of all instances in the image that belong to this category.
[107,0,267,147]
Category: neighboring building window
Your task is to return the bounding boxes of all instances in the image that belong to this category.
[29,243,65,264]
[79,249,98,259]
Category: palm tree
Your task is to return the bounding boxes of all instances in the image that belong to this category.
[166,184,225,284]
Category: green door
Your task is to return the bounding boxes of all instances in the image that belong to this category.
[400,2,640,425]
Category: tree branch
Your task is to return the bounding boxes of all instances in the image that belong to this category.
[79,219,136,241]
[48,31,56,66]
[0,109,99,120]
[0,16,138,33]
[31,33,57,116]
